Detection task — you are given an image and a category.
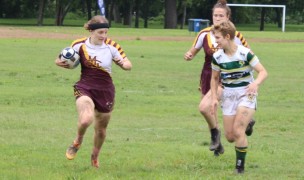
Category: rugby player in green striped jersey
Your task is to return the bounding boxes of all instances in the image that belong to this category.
[210,20,268,174]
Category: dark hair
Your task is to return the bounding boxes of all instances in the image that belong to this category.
[211,20,236,39]
[84,15,109,30]
[212,0,231,18]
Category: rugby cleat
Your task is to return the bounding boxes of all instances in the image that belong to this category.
[214,143,224,156]
[245,119,256,136]
[91,154,99,168]
[234,168,245,174]
[66,141,81,160]
[210,129,221,151]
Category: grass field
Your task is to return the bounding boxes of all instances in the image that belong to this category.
[0,26,304,179]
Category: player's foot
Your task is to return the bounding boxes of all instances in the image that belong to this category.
[209,129,221,151]
[214,143,224,156]
[91,154,99,168]
[66,141,81,160]
[245,119,256,136]
[234,168,245,174]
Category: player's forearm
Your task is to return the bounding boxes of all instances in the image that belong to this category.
[210,77,219,100]
[211,69,220,94]
[254,69,268,86]
[121,58,132,70]
[184,47,200,60]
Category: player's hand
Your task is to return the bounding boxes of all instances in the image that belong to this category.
[113,57,124,66]
[55,58,70,68]
[246,82,259,96]
[210,99,218,115]
[184,51,194,61]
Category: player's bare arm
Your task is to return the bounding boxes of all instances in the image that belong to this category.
[184,47,200,61]
[246,62,268,95]
[113,57,132,70]
[210,70,220,115]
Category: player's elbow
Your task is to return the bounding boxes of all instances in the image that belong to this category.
[123,62,132,71]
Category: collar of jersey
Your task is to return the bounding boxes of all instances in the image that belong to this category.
[85,38,107,49]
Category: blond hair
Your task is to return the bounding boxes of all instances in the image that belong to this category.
[211,20,236,39]
[84,15,109,30]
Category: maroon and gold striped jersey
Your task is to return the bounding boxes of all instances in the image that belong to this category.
[69,37,127,89]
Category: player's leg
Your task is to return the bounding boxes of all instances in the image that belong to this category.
[199,86,223,151]
[213,87,225,156]
[66,96,95,160]
[215,115,236,158]
[91,111,111,168]
[76,96,95,143]
[233,106,255,174]
[222,115,236,143]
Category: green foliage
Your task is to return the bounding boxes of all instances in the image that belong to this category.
[0,26,304,179]
[1,18,304,31]
[65,11,87,21]
[1,0,304,25]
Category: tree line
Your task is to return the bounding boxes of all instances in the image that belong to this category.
[1,0,303,29]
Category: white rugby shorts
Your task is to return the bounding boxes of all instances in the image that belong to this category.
[221,87,257,116]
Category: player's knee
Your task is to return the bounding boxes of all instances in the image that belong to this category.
[199,103,209,115]
[232,129,243,140]
[79,120,91,128]
[79,113,94,128]
[225,132,235,143]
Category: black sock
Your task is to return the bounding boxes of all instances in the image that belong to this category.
[210,128,218,140]
[235,146,247,170]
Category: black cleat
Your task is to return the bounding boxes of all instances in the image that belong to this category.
[214,143,224,156]
[210,130,221,151]
[234,168,245,174]
[245,119,256,136]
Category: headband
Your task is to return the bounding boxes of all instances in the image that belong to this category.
[88,23,109,30]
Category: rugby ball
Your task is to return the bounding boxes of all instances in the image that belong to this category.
[60,47,80,69]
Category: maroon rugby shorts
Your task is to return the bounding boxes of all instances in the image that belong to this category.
[74,85,115,113]
[200,70,211,95]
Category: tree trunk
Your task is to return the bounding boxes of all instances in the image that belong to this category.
[134,0,140,28]
[86,0,92,20]
[123,1,132,27]
[81,0,86,14]
[275,8,282,28]
[55,0,73,26]
[180,1,186,29]
[164,0,177,29]
[259,7,265,31]
[142,0,150,28]
[109,0,116,26]
[0,0,3,18]
[37,0,46,26]
[113,3,121,23]
[95,0,98,15]
[55,0,63,26]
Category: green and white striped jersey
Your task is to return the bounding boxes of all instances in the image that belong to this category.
[212,45,260,88]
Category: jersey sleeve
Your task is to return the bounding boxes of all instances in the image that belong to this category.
[211,56,220,71]
[105,38,127,59]
[235,31,249,48]
[70,37,87,53]
[247,50,260,67]
[192,27,211,49]
[109,46,123,60]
